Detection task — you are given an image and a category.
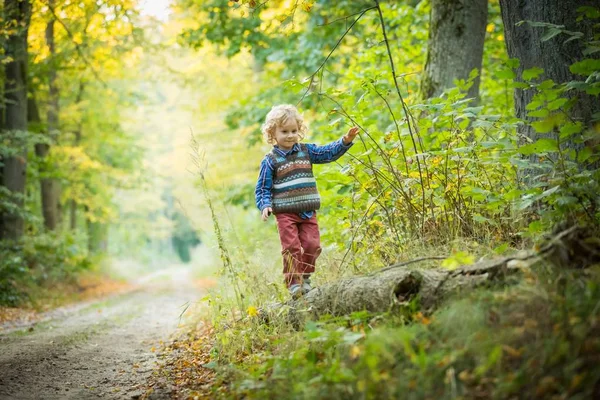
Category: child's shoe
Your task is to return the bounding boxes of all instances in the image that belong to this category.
[301,276,313,295]
[289,283,303,299]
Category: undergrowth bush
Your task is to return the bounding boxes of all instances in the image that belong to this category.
[0,232,91,306]
[204,265,600,399]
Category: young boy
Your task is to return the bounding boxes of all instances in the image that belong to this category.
[255,104,359,298]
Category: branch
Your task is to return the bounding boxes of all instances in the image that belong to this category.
[298,6,376,104]
[373,0,427,232]
[369,256,447,276]
[42,0,107,87]
[317,8,377,27]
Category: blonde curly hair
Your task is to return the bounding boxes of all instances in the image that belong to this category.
[261,104,308,145]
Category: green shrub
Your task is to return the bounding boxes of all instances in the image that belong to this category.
[0,232,91,306]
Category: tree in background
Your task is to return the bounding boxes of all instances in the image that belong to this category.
[0,0,32,240]
[421,0,488,101]
[499,0,600,149]
[34,0,61,231]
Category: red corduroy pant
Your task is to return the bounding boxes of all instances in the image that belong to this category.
[275,212,322,287]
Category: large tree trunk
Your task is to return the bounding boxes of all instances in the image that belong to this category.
[420,0,488,102]
[499,0,600,151]
[0,0,32,240]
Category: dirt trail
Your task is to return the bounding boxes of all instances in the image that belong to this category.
[0,267,203,399]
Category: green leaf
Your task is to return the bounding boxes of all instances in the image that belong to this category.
[504,189,523,201]
[538,80,555,90]
[570,59,600,75]
[578,147,593,162]
[586,85,600,95]
[531,118,556,133]
[563,32,584,43]
[536,185,560,200]
[458,118,470,130]
[523,67,544,81]
[541,27,563,42]
[526,99,544,110]
[496,68,515,80]
[493,243,510,255]
[528,220,544,234]
[518,138,559,155]
[583,46,600,56]
[547,97,568,111]
[511,81,530,89]
[506,58,520,68]
[559,122,583,139]
[528,109,549,118]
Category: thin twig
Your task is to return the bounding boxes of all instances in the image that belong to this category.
[318,8,376,27]
[298,6,376,104]
[370,82,409,175]
[369,256,447,276]
[339,185,391,271]
[373,0,427,233]
[42,0,107,87]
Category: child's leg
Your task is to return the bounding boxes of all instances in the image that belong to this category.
[275,213,303,287]
[298,214,321,277]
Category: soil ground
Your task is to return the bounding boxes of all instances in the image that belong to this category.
[0,267,204,400]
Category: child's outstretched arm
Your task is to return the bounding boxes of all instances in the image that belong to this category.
[306,126,359,164]
[255,157,274,221]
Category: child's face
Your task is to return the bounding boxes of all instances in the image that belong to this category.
[273,118,299,150]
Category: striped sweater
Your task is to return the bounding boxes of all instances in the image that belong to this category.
[267,144,321,214]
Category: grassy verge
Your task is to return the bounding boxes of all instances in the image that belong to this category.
[154,260,600,399]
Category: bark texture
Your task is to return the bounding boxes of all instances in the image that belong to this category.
[499,0,600,147]
[0,0,32,240]
[421,0,488,101]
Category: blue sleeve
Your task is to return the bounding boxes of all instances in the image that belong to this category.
[305,138,354,164]
[255,156,274,211]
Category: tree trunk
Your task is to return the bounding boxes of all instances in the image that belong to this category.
[70,81,85,231]
[0,0,32,240]
[41,0,62,231]
[87,219,108,255]
[499,0,600,148]
[30,95,60,231]
[420,0,488,102]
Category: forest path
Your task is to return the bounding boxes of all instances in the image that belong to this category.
[0,266,203,399]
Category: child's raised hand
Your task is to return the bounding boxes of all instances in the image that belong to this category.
[343,126,359,145]
[261,207,272,221]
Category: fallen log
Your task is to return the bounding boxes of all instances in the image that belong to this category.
[260,225,599,324]
[285,254,529,321]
